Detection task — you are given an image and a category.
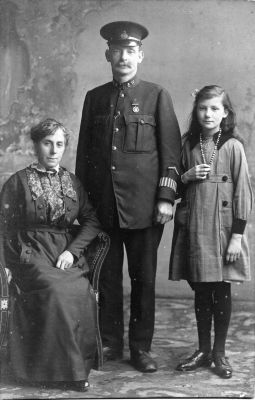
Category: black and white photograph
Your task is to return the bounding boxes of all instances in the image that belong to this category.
[0,0,254,398]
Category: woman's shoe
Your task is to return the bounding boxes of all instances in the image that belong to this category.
[213,355,232,379]
[72,380,90,392]
[176,350,212,371]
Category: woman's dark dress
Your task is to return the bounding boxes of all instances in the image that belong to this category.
[0,165,101,382]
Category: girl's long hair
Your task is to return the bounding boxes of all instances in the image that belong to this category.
[186,85,238,142]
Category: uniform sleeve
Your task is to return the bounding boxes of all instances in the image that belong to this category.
[230,140,254,234]
[156,88,182,204]
[66,179,102,258]
[75,91,92,190]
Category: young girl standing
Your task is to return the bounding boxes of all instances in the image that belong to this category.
[169,85,253,379]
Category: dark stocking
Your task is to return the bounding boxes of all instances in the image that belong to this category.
[194,283,214,353]
[212,282,231,357]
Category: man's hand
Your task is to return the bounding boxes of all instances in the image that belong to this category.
[56,250,74,270]
[226,234,242,264]
[155,201,173,224]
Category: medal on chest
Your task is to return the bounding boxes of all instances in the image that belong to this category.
[131,98,139,113]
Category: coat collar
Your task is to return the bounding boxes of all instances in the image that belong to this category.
[112,75,139,90]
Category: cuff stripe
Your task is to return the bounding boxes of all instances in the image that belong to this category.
[159,177,177,192]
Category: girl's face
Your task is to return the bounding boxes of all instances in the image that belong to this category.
[35,128,66,169]
[197,95,228,136]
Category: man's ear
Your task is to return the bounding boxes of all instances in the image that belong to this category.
[105,49,111,62]
[137,49,144,64]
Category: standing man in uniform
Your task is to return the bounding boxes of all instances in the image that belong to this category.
[75,21,181,373]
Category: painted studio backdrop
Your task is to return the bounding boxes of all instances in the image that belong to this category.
[0,0,254,300]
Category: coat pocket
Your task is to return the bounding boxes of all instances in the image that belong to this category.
[123,114,156,153]
[219,200,233,228]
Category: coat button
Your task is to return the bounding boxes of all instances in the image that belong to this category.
[119,93,124,98]
[112,146,117,151]
[222,201,228,207]
[111,166,116,170]
[140,119,145,125]
[114,128,119,133]
[222,175,228,181]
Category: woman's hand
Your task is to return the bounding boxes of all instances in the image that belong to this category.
[182,164,211,183]
[56,250,74,270]
[226,234,242,264]
[5,268,12,283]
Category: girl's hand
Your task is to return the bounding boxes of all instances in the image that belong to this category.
[56,250,74,270]
[182,164,211,183]
[226,234,242,264]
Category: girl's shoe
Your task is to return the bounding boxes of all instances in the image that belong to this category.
[176,350,212,371]
[213,355,232,379]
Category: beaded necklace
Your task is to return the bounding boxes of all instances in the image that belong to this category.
[200,129,222,166]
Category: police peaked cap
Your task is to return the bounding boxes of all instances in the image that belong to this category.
[100,21,148,46]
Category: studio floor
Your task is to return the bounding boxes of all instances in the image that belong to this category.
[0,298,254,399]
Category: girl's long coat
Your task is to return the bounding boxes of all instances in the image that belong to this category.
[169,137,253,283]
[0,168,101,382]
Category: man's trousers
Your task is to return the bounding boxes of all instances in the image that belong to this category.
[99,224,164,354]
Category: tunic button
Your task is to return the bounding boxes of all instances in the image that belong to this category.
[140,119,145,125]
[39,216,44,221]
[26,249,32,254]
[222,175,228,182]
[27,242,32,247]
[38,204,43,209]
[112,146,117,151]
[222,201,228,207]
[114,128,119,133]
[111,166,116,170]
[120,93,124,98]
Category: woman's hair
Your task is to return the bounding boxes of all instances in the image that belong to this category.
[186,85,236,140]
[30,118,70,145]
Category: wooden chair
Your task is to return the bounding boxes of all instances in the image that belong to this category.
[0,231,110,372]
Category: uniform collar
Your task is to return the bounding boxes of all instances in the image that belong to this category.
[112,75,139,90]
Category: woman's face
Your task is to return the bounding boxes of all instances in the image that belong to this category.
[35,128,66,169]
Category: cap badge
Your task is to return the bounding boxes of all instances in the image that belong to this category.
[120,30,129,40]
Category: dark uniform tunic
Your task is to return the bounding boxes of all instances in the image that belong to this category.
[76,76,181,353]
[0,165,101,382]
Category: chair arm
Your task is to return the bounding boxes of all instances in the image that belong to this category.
[0,262,9,350]
[85,232,110,300]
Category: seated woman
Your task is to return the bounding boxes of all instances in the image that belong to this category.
[0,118,102,392]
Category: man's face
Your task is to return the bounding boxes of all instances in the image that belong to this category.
[106,44,144,81]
